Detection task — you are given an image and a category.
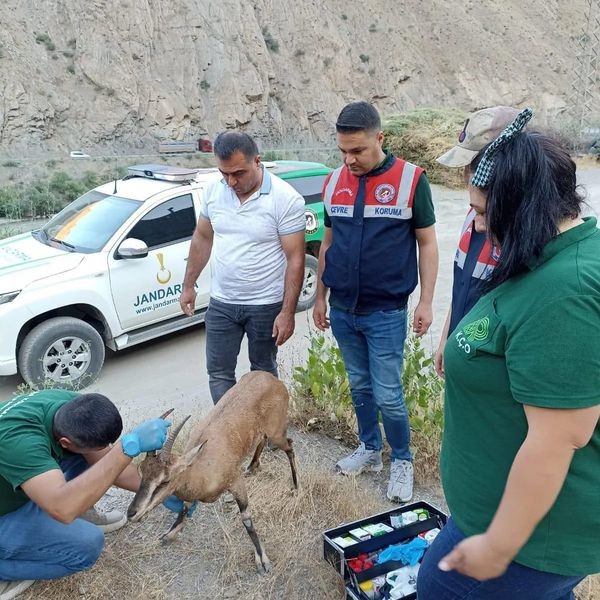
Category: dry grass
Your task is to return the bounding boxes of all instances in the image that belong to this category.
[383,108,467,189]
[576,576,600,600]
[22,448,389,600]
[576,155,600,170]
[205,449,390,599]
[19,443,597,599]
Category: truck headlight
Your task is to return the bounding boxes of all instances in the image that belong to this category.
[0,290,21,305]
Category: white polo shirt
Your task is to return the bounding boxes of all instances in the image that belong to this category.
[199,168,305,304]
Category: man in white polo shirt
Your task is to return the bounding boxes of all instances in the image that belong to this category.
[180,131,305,403]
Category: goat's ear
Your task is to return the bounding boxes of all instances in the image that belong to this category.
[179,440,207,469]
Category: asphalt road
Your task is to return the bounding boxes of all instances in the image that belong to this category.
[1,169,599,426]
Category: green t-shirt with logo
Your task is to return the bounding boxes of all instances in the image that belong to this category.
[442,218,600,576]
[0,389,78,516]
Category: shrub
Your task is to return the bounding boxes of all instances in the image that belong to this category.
[2,160,19,168]
[294,48,305,58]
[200,79,210,90]
[0,188,23,219]
[369,24,377,33]
[359,54,369,63]
[0,226,18,240]
[291,329,445,481]
[66,64,75,74]
[67,38,77,49]
[383,108,467,188]
[48,171,85,204]
[262,27,279,52]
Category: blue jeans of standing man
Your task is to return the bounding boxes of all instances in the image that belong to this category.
[0,455,104,581]
[417,518,585,599]
[205,297,282,404]
[329,306,411,461]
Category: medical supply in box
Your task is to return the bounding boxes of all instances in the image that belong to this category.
[349,527,372,542]
[323,501,447,600]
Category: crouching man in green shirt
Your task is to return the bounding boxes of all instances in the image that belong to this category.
[0,389,185,600]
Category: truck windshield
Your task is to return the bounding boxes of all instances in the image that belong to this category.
[39,190,141,253]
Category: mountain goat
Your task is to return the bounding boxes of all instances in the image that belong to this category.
[127,371,298,574]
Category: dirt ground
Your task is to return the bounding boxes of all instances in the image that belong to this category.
[21,428,445,600]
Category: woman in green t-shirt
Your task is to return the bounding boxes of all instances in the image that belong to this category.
[418,110,600,599]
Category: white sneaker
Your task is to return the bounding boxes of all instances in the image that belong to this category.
[0,580,35,600]
[335,443,383,475]
[81,507,127,533]
[387,459,414,503]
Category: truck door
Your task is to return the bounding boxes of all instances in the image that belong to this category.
[108,193,200,330]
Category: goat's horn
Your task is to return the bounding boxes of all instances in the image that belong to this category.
[159,408,175,420]
[161,415,191,456]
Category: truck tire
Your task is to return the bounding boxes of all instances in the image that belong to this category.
[297,254,319,312]
[18,317,105,389]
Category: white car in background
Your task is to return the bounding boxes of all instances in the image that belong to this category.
[0,162,329,388]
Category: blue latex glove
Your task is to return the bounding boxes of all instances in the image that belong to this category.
[162,495,197,516]
[121,419,171,458]
[377,537,428,566]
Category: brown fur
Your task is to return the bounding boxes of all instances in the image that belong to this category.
[128,371,298,574]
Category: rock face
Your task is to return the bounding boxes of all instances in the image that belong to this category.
[0,0,589,154]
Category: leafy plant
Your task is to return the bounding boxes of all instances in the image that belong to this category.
[402,333,444,440]
[291,332,353,424]
[291,327,444,481]
[0,226,18,240]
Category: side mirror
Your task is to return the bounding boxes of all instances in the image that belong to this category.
[117,238,149,259]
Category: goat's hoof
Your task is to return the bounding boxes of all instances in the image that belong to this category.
[245,465,260,477]
[161,524,184,544]
[255,553,271,575]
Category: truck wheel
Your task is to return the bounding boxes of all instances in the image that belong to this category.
[297,254,319,312]
[18,317,105,389]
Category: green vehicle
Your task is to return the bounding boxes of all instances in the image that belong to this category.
[267,160,332,311]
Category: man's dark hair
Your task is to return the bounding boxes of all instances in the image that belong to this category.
[53,394,123,448]
[213,131,259,161]
[478,131,583,292]
[335,101,381,134]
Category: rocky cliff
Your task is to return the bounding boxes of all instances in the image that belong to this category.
[0,0,588,154]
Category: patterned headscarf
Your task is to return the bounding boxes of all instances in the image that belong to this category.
[470,107,534,188]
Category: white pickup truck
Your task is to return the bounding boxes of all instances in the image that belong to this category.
[0,162,330,388]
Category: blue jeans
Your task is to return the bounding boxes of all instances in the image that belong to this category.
[0,455,104,581]
[329,306,411,461]
[205,297,282,403]
[417,518,585,599]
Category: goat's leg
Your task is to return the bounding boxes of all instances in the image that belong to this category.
[161,502,192,543]
[269,436,299,490]
[229,476,271,575]
[246,435,266,475]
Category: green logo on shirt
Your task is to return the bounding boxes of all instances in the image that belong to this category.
[463,316,490,342]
